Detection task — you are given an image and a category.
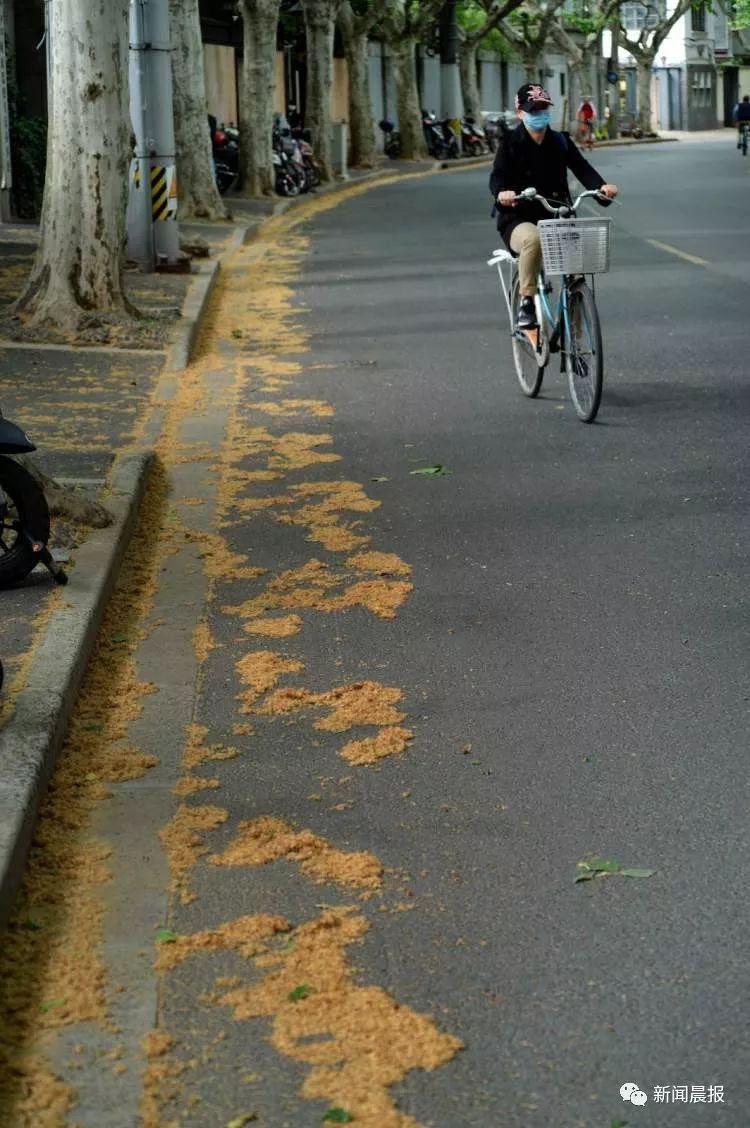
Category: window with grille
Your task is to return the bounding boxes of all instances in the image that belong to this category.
[621,1,666,30]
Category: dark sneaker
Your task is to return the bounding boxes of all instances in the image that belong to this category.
[516,297,537,330]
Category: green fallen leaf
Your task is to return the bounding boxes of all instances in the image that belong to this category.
[225,1115,257,1128]
[410,465,451,477]
[23,918,43,931]
[582,755,592,763]
[287,983,313,1002]
[322,1110,354,1124]
[370,476,389,483]
[231,329,243,339]
[82,723,104,732]
[588,858,621,874]
[85,772,98,782]
[156,929,178,944]
[576,858,655,883]
[575,858,620,883]
[111,632,129,644]
[610,1120,628,1128]
[39,999,65,1013]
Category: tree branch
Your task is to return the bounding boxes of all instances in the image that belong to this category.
[462,0,527,47]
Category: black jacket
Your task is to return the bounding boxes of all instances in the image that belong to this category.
[736,102,750,122]
[490,124,609,247]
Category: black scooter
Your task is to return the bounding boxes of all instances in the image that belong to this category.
[0,409,67,589]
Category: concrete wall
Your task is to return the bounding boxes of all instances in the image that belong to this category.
[332,57,348,121]
[739,64,750,99]
[368,41,386,127]
[274,52,286,114]
[478,51,502,112]
[204,44,238,126]
[684,63,717,130]
[420,51,442,115]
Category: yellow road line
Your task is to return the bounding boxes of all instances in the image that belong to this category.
[645,237,709,266]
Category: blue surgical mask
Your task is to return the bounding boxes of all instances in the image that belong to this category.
[524,110,551,131]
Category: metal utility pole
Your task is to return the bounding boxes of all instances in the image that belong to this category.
[606,17,620,139]
[0,0,14,221]
[127,0,182,271]
[439,0,463,129]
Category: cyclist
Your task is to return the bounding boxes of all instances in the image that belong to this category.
[490,83,618,330]
[735,95,750,148]
[576,97,597,150]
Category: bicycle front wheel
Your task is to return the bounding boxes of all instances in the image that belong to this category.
[510,276,545,398]
[743,128,748,156]
[564,281,603,423]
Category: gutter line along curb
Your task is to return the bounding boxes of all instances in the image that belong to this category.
[165,258,221,372]
[0,451,154,928]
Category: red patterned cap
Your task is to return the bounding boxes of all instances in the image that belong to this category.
[515,83,554,111]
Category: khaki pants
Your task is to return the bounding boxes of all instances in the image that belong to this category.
[510,223,542,297]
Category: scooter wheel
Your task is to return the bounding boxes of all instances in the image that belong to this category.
[0,455,51,589]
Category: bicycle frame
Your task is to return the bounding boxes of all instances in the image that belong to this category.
[488,247,584,362]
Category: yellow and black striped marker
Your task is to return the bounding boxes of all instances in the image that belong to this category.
[133,165,142,189]
[151,166,168,220]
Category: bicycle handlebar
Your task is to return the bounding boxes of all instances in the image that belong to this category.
[508,187,607,216]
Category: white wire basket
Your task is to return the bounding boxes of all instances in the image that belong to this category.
[537,217,612,275]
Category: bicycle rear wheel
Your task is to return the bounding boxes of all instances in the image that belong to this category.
[743,127,748,156]
[510,276,545,397]
[564,281,603,423]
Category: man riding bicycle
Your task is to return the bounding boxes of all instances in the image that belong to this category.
[735,94,750,147]
[490,83,618,330]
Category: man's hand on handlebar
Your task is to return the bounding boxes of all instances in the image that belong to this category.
[497,184,619,210]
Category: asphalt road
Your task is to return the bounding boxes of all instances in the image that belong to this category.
[203,138,749,1126]
[14,137,749,1128]
[171,139,748,1127]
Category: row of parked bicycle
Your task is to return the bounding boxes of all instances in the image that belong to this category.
[379,109,515,161]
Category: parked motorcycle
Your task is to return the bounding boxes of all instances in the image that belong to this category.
[0,409,67,589]
[379,119,402,159]
[291,127,321,189]
[274,117,322,194]
[272,128,306,196]
[483,112,512,153]
[212,123,239,194]
[461,115,490,156]
[421,110,459,160]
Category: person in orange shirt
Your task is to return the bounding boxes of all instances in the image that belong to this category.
[576,97,597,150]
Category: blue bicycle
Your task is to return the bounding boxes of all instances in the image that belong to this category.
[488,188,612,423]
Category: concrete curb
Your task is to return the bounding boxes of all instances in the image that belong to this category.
[0,450,154,927]
[593,136,679,147]
[165,258,221,372]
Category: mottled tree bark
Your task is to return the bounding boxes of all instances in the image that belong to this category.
[239,0,280,196]
[459,39,481,119]
[635,54,655,133]
[302,0,342,182]
[170,0,229,219]
[390,36,427,159]
[14,0,132,331]
[338,2,377,168]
